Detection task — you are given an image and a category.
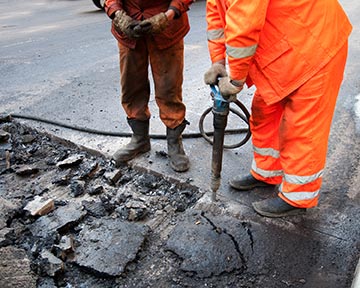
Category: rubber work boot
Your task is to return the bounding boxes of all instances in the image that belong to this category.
[252,197,306,218]
[167,120,190,172]
[112,119,150,167]
[229,174,274,191]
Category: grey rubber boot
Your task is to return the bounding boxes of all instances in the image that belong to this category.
[229,174,275,191]
[167,120,190,172]
[112,119,150,167]
[252,197,306,218]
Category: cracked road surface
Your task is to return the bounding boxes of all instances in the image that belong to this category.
[0,0,360,287]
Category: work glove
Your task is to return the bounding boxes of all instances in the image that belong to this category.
[113,10,141,39]
[218,77,244,101]
[137,13,169,34]
[132,22,152,37]
[204,63,227,85]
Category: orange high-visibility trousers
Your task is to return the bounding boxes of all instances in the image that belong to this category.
[250,42,348,208]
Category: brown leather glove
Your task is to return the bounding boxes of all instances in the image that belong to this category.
[218,77,244,101]
[138,13,169,34]
[113,10,141,39]
[204,63,228,85]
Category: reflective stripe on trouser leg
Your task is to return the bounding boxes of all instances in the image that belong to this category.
[250,95,284,185]
[118,40,151,121]
[277,42,348,208]
[149,39,186,129]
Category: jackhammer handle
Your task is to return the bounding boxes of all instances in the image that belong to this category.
[210,84,218,97]
[210,84,227,102]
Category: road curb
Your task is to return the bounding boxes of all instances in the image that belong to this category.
[352,257,360,288]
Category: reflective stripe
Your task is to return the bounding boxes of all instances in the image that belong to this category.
[207,29,224,40]
[284,170,324,184]
[226,43,257,59]
[251,160,283,178]
[253,145,280,158]
[279,171,323,201]
[280,190,320,201]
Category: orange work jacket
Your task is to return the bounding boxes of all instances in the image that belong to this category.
[105,0,193,50]
[206,0,352,104]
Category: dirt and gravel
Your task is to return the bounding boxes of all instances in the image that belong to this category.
[0,116,202,287]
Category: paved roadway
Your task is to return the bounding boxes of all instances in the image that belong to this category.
[1,0,360,286]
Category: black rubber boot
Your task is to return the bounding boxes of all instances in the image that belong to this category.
[167,120,190,172]
[252,197,306,218]
[229,174,274,191]
[112,119,150,166]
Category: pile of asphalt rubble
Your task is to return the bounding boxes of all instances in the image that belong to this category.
[0,115,262,288]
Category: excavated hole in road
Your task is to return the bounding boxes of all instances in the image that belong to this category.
[0,117,206,287]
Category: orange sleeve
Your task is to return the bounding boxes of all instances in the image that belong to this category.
[206,0,269,81]
[206,0,226,63]
[225,0,269,80]
[104,0,123,19]
[169,0,194,17]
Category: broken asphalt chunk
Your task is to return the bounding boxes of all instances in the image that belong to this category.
[69,180,85,197]
[87,185,104,196]
[20,134,36,144]
[166,210,253,278]
[74,217,149,277]
[15,165,39,176]
[56,154,83,169]
[29,202,87,238]
[53,235,74,260]
[82,200,108,217]
[0,227,15,247]
[24,196,55,216]
[78,161,99,179]
[104,169,123,185]
[52,169,72,186]
[0,129,10,142]
[39,249,64,277]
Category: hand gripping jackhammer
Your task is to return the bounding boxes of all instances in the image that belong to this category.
[205,85,251,202]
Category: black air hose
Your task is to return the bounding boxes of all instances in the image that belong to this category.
[9,103,251,148]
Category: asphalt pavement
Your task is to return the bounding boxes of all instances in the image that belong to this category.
[0,0,360,287]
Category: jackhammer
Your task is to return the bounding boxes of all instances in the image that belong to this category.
[199,85,251,202]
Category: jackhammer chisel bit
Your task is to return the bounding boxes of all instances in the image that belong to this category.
[210,85,229,202]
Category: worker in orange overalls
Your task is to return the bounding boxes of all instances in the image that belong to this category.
[104,0,194,172]
[204,0,352,217]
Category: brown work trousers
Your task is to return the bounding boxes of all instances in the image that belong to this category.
[118,38,186,129]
